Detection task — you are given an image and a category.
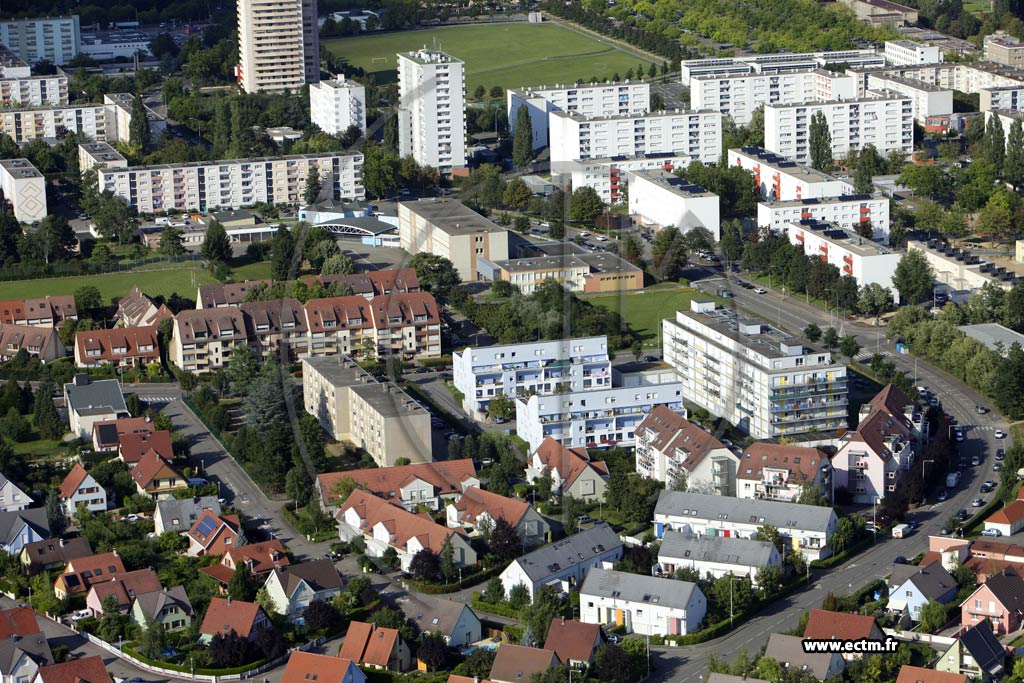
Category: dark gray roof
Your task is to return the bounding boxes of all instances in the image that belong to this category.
[312,216,396,235]
[62,377,128,416]
[580,568,700,611]
[658,530,777,568]
[155,496,221,533]
[402,593,478,637]
[957,620,1006,677]
[133,586,193,621]
[0,509,48,547]
[274,558,343,595]
[889,563,958,601]
[0,634,52,674]
[511,524,622,582]
[654,491,836,533]
[764,634,843,680]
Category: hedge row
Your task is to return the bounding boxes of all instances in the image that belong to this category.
[408,560,510,594]
[122,643,271,676]
[472,594,521,620]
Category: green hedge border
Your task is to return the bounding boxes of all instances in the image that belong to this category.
[472,594,521,619]
[122,643,271,676]
[408,561,510,594]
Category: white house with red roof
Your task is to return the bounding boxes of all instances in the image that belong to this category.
[445,486,549,546]
[58,464,105,516]
[634,406,738,495]
[337,489,477,571]
[316,459,479,513]
[186,509,245,556]
[525,437,610,503]
[736,442,830,502]
[831,385,923,504]
[985,500,1024,537]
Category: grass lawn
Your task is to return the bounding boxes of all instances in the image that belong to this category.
[230,259,274,281]
[0,268,217,302]
[11,438,64,460]
[584,288,713,347]
[1012,422,1024,447]
[323,23,654,93]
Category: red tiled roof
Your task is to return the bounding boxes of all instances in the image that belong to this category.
[89,568,162,610]
[896,666,968,683]
[543,618,600,664]
[131,450,182,489]
[635,406,726,470]
[318,460,477,506]
[340,621,401,668]
[989,500,1024,525]
[36,655,111,683]
[187,510,240,551]
[339,620,374,662]
[284,653,360,683]
[200,597,266,638]
[532,437,609,489]
[450,487,531,528]
[304,296,373,334]
[119,429,172,465]
[489,644,559,683]
[223,540,289,574]
[368,292,439,330]
[57,552,126,594]
[339,489,467,556]
[59,463,92,499]
[0,606,40,638]
[803,609,881,640]
[75,326,159,364]
[92,416,154,448]
[738,443,825,483]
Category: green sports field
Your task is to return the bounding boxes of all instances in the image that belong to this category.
[0,267,216,303]
[323,23,655,93]
[585,288,714,347]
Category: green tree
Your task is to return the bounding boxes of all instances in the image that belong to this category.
[490,517,522,562]
[513,103,534,169]
[1006,119,1024,185]
[854,155,875,194]
[228,559,261,601]
[74,286,103,318]
[719,219,744,263]
[504,177,532,209]
[138,617,167,659]
[839,335,861,358]
[158,226,186,256]
[488,393,516,421]
[822,327,839,349]
[362,145,400,198]
[803,323,821,342]
[35,215,76,263]
[858,282,894,324]
[809,111,832,171]
[984,112,1006,175]
[201,220,231,263]
[225,343,258,394]
[304,168,323,205]
[978,188,1017,247]
[651,227,688,281]
[129,93,151,150]
[440,538,457,580]
[410,252,462,296]
[409,548,442,581]
[482,577,505,603]
[508,583,530,610]
[892,250,935,305]
[32,383,63,440]
[569,186,604,224]
[473,85,486,99]
[97,594,127,642]
[270,225,295,280]
[321,252,355,275]
[489,86,503,99]
[285,467,311,509]
[45,491,67,535]
[919,599,948,632]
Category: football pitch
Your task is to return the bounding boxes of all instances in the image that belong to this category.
[323,23,655,93]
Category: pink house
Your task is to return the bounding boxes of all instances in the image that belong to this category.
[961,570,1024,635]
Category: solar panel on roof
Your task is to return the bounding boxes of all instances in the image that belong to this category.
[195,515,218,537]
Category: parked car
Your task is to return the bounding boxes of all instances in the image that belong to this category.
[977,405,989,414]
[980,483,993,493]
[753,287,766,294]
[936,490,948,502]
[972,498,985,507]
[995,462,1003,471]
[958,508,969,520]
[995,430,1007,438]
[972,455,980,466]
[997,449,1006,460]
[985,480,997,489]
[982,528,1003,537]
[71,609,93,622]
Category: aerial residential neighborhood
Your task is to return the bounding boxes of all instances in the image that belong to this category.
[1,1,1024,683]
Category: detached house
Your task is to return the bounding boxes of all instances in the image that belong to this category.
[0,607,51,683]
[33,655,111,683]
[831,385,924,504]
[154,496,221,535]
[339,621,412,672]
[402,596,481,650]
[525,437,610,503]
[74,326,159,368]
[53,552,126,599]
[985,501,1024,537]
[803,609,885,660]
[0,474,30,513]
[186,510,245,556]
[657,530,782,584]
[580,568,706,636]
[499,523,622,600]
[736,443,830,502]
[0,509,48,556]
[58,464,105,516]
[282,652,366,683]
[635,406,738,494]
[131,451,187,499]
[962,571,1024,635]
[91,416,153,452]
[896,666,968,683]
[489,645,559,683]
[337,489,477,572]
[19,537,91,576]
[263,559,344,620]
[446,487,549,546]
[936,619,1006,683]
[63,375,128,439]
[200,540,289,590]
[764,633,845,680]
[129,586,193,632]
[115,287,172,328]
[85,568,162,615]
[543,618,603,668]
[317,459,478,513]
[199,597,272,643]
[887,562,958,622]
[117,429,172,468]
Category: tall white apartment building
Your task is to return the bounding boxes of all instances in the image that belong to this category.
[309,75,367,135]
[0,159,47,223]
[556,154,692,205]
[626,169,720,239]
[866,74,952,124]
[507,80,650,150]
[726,147,853,201]
[764,93,914,165]
[98,152,364,214]
[980,85,1024,113]
[663,299,848,439]
[689,69,856,126]
[680,50,885,81]
[0,16,80,65]
[757,194,891,242]
[0,104,105,144]
[548,109,722,166]
[515,379,685,452]
[847,61,1024,98]
[453,336,612,420]
[236,0,319,93]
[397,49,466,174]
[884,40,942,66]
[0,74,68,107]
[786,220,902,301]
[78,142,128,173]
[984,33,1024,69]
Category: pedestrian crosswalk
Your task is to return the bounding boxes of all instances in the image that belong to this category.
[135,395,179,404]
[853,350,885,362]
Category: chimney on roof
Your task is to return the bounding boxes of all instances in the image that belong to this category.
[227,596,232,605]
[112,548,118,557]
[59,538,64,547]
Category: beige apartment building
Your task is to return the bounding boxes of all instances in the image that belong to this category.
[304,292,442,360]
[0,74,67,107]
[236,0,319,93]
[985,33,1024,69]
[398,199,510,281]
[168,307,249,374]
[302,356,431,466]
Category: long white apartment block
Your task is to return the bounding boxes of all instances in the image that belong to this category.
[764,92,914,165]
[556,154,692,205]
[689,69,856,126]
[236,0,318,93]
[663,298,848,439]
[680,50,884,81]
[0,16,80,65]
[0,159,47,223]
[515,379,685,453]
[980,85,1024,113]
[507,80,650,150]
[549,109,722,166]
[866,73,952,124]
[757,194,890,242]
[0,104,105,144]
[786,220,902,301]
[0,74,68,107]
[310,75,366,135]
[98,152,364,215]
[103,93,166,144]
[453,336,612,420]
[847,61,1024,98]
[398,49,466,174]
[884,40,942,66]
[626,169,720,239]
[78,142,128,173]
[726,147,853,201]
